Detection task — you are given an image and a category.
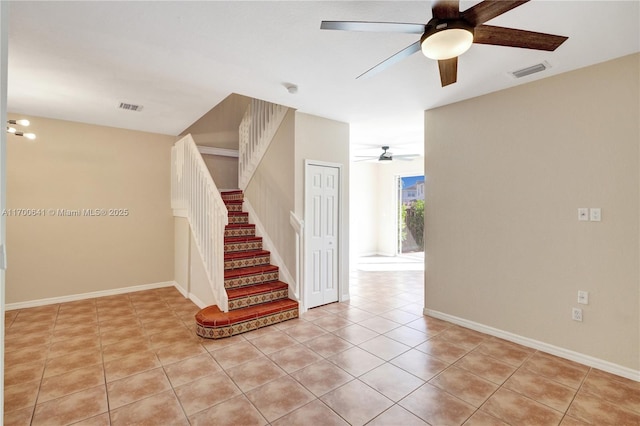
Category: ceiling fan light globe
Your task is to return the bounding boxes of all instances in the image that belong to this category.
[421,28,473,60]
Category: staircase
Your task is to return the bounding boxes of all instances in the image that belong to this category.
[195,190,299,339]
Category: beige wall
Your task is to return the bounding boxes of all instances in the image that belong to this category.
[350,161,379,258]
[295,112,350,300]
[202,154,238,190]
[180,93,250,150]
[424,54,639,371]
[180,93,250,190]
[6,114,176,304]
[244,109,296,276]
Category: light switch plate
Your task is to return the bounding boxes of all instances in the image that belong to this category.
[590,208,601,222]
[578,208,589,221]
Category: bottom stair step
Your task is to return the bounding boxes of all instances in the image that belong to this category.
[227,281,289,310]
[195,299,299,339]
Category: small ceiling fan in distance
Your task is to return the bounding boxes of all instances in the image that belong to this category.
[355,146,420,162]
[320,0,568,86]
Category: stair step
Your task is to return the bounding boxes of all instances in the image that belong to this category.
[224,200,243,212]
[227,281,289,310]
[228,212,249,224]
[224,224,256,238]
[220,190,243,202]
[224,250,270,270]
[224,265,279,289]
[224,236,263,253]
[195,299,299,339]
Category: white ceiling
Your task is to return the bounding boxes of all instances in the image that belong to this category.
[7,1,640,155]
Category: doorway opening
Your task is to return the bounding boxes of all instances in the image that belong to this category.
[398,174,425,255]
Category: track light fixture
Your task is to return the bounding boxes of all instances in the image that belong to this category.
[6,119,36,140]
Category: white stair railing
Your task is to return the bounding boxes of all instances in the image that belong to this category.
[238,99,288,190]
[172,134,229,311]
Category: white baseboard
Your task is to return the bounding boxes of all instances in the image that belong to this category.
[188,292,207,310]
[6,281,178,311]
[425,308,640,382]
[243,199,295,287]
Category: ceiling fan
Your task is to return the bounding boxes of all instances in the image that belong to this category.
[355,146,420,162]
[320,0,568,86]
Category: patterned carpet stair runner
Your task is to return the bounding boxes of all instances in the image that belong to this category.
[195,190,299,339]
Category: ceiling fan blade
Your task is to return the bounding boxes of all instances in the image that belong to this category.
[357,41,422,79]
[474,25,568,51]
[461,0,530,26]
[395,154,420,159]
[438,57,458,87]
[320,21,425,34]
[432,0,460,20]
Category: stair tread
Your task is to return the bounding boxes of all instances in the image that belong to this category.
[225,223,255,229]
[227,281,288,299]
[228,211,248,216]
[196,299,298,327]
[224,236,262,243]
[224,250,270,260]
[221,190,243,195]
[224,264,278,278]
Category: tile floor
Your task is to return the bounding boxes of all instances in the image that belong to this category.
[4,269,640,425]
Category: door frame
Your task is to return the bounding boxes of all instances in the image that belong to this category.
[303,159,343,311]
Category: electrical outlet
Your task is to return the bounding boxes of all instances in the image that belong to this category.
[578,290,589,305]
[590,208,601,222]
[572,307,583,322]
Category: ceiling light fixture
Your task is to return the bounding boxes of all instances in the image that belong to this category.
[421,21,474,60]
[6,119,36,140]
[283,83,298,94]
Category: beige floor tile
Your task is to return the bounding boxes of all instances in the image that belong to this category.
[559,415,592,425]
[328,346,385,377]
[299,308,334,322]
[358,335,411,361]
[226,356,287,392]
[304,333,353,358]
[37,364,105,403]
[43,347,102,378]
[189,394,268,426]
[383,325,428,347]
[521,352,589,389]
[464,410,510,425]
[367,405,429,426]
[110,389,189,426]
[4,344,49,367]
[3,405,34,426]
[476,338,535,367]
[174,371,241,415]
[155,340,207,365]
[312,315,354,332]
[430,366,499,407]
[405,316,452,336]
[282,322,327,342]
[4,360,45,387]
[271,399,349,426]
[399,383,475,425]
[246,376,315,422]
[147,326,199,350]
[211,340,265,369]
[51,324,99,343]
[163,353,222,387]
[360,363,424,402]
[71,412,111,425]
[415,335,470,363]
[335,307,375,322]
[48,335,101,358]
[100,325,146,347]
[379,309,422,325]
[358,316,401,334]
[321,379,393,426]
[291,360,354,396]
[104,350,161,382]
[269,344,323,373]
[249,331,299,354]
[107,367,172,409]
[455,350,517,385]
[482,388,564,426]
[390,349,448,381]
[32,385,108,426]
[566,390,640,425]
[4,379,40,413]
[579,368,640,414]
[101,336,152,362]
[332,324,379,345]
[504,367,577,412]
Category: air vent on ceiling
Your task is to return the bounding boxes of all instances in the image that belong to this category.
[509,61,550,79]
[118,102,143,112]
